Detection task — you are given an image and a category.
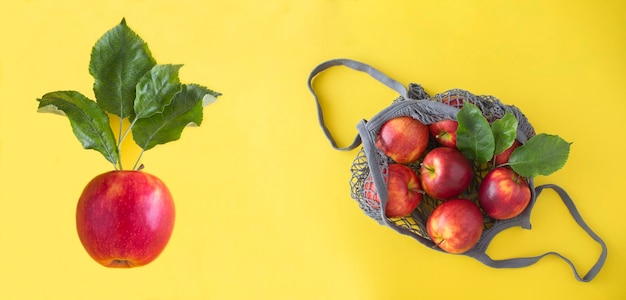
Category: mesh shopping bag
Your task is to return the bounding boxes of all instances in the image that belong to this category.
[307,58,607,282]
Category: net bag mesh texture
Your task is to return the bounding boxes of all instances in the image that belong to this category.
[350,83,536,252]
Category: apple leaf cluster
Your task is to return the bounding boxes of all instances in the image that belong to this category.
[456,103,517,164]
[456,103,570,178]
[37,19,221,170]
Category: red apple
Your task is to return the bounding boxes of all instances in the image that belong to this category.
[427,199,483,254]
[429,119,458,148]
[441,95,466,109]
[363,164,422,218]
[494,140,521,165]
[76,170,175,268]
[362,177,381,211]
[478,167,531,220]
[375,116,430,164]
[420,147,473,199]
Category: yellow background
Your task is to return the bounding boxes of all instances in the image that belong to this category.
[0,0,624,299]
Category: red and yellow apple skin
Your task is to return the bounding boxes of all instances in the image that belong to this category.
[494,140,521,166]
[429,119,458,148]
[76,170,175,268]
[420,147,473,199]
[363,164,422,218]
[478,167,531,220]
[427,199,483,254]
[375,116,430,164]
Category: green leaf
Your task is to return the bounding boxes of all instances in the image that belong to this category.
[509,133,571,177]
[133,64,183,120]
[37,91,119,165]
[132,84,216,151]
[89,18,156,119]
[456,103,495,163]
[492,111,518,155]
[200,88,222,107]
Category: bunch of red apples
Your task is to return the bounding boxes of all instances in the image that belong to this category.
[363,102,530,254]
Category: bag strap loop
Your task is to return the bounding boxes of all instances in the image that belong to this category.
[471,184,607,282]
[307,58,408,151]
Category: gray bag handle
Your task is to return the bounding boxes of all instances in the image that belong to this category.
[307,58,409,151]
[468,184,607,282]
[308,58,608,282]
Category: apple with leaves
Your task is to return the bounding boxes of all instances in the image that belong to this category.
[37,19,220,267]
[427,199,483,254]
[429,119,458,148]
[363,164,422,218]
[420,147,473,199]
[375,116,430,164]
[478,167,531,220]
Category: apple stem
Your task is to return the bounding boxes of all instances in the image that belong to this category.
[117,116,142,170]
[115,134,124,169]
[118,117,138,148]
[132,149,146,171]
[117,115,125,170]
[136,164,145,171]
[432,239,445,249]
